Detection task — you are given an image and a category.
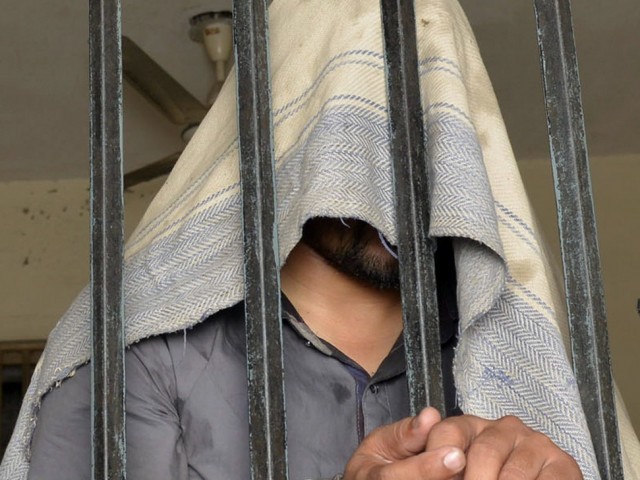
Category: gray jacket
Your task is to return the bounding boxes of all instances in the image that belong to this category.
[28,297,458,480]
[28,242,459,480]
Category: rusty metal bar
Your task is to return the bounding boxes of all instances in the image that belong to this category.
[233,0,288,479]
[89,0,126,478]
[379,0,445,416]
[533,1,623,478]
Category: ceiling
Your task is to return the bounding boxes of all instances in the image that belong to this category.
[0,0,638,180]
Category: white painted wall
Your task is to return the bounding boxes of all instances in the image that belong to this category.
[0,156,638,428]
[0,177,164,340]
[519,154,640,430]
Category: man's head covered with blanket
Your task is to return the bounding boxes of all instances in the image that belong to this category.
[6,0,640,479]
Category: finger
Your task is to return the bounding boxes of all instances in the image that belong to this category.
[344,409,445,479]
[425,415,528,480]
[375,446,466,480]
[539,464,583,480]
[425,414,490,453]
[368,407,442,460]
[462,424,516,480]
[493,434,550,480]
[538,450,583,480]
[492,423,582,480]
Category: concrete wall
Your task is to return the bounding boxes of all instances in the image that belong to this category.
[519,153,640,430]
[0,177,163,341]
[0,155,638,428]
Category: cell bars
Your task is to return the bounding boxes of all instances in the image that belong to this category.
[88,0,126,479]
[87,0,623,478]
[379,0,445,417]
[533,0,623,478]
[233,0,288,479]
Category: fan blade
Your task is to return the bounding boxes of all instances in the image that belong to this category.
[124,151,182,188]
[122,36,208,125]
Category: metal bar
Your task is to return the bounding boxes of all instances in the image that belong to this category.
[533,1,623,478]
[89,0,126,478]
[233,1,288,479]
[379,0,444,416]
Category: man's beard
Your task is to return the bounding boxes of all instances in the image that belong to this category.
[301,218,400,290]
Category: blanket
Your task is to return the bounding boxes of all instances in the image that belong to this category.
[2,0,639,478]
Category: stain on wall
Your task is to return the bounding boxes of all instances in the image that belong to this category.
[0,176,165,341]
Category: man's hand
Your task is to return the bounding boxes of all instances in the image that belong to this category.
[343,408,466,479]
[342,408,583,479]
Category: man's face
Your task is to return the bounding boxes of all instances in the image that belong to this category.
[301,218,400,290]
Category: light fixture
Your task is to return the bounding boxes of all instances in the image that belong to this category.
[190,12,233,104]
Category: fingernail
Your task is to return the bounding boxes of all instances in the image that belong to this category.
[443,449,465,471]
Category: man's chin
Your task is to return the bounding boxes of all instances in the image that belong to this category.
[330,250,400,291]
[302,217,400,290]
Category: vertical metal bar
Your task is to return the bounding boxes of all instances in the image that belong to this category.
[233,1,288,479]
[379,0,445,416]
[89,0,126,478]
[533,1,623,478]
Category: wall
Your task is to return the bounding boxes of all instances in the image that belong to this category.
[519,153,640,429]
[0,177,163,341]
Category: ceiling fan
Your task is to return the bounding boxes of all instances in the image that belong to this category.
[122,11,232,188]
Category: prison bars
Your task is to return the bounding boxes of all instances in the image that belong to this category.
[88,0,125,478]
[87,0,623,479]
[534,1,624,478]
[233,0,289,479]
[379,0,445,417]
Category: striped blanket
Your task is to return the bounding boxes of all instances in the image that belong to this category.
[2,0,639,478]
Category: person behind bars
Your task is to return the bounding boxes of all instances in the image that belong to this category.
[4,0,640,479]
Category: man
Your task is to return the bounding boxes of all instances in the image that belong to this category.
[26,218,581,479]
[4,0,635,478]
[280,218,583,479]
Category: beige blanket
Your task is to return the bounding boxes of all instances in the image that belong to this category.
[2,0,638,478]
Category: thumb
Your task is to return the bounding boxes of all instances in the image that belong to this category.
[367,407,442,461]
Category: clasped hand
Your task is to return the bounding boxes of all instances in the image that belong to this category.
[343,408,582,479]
